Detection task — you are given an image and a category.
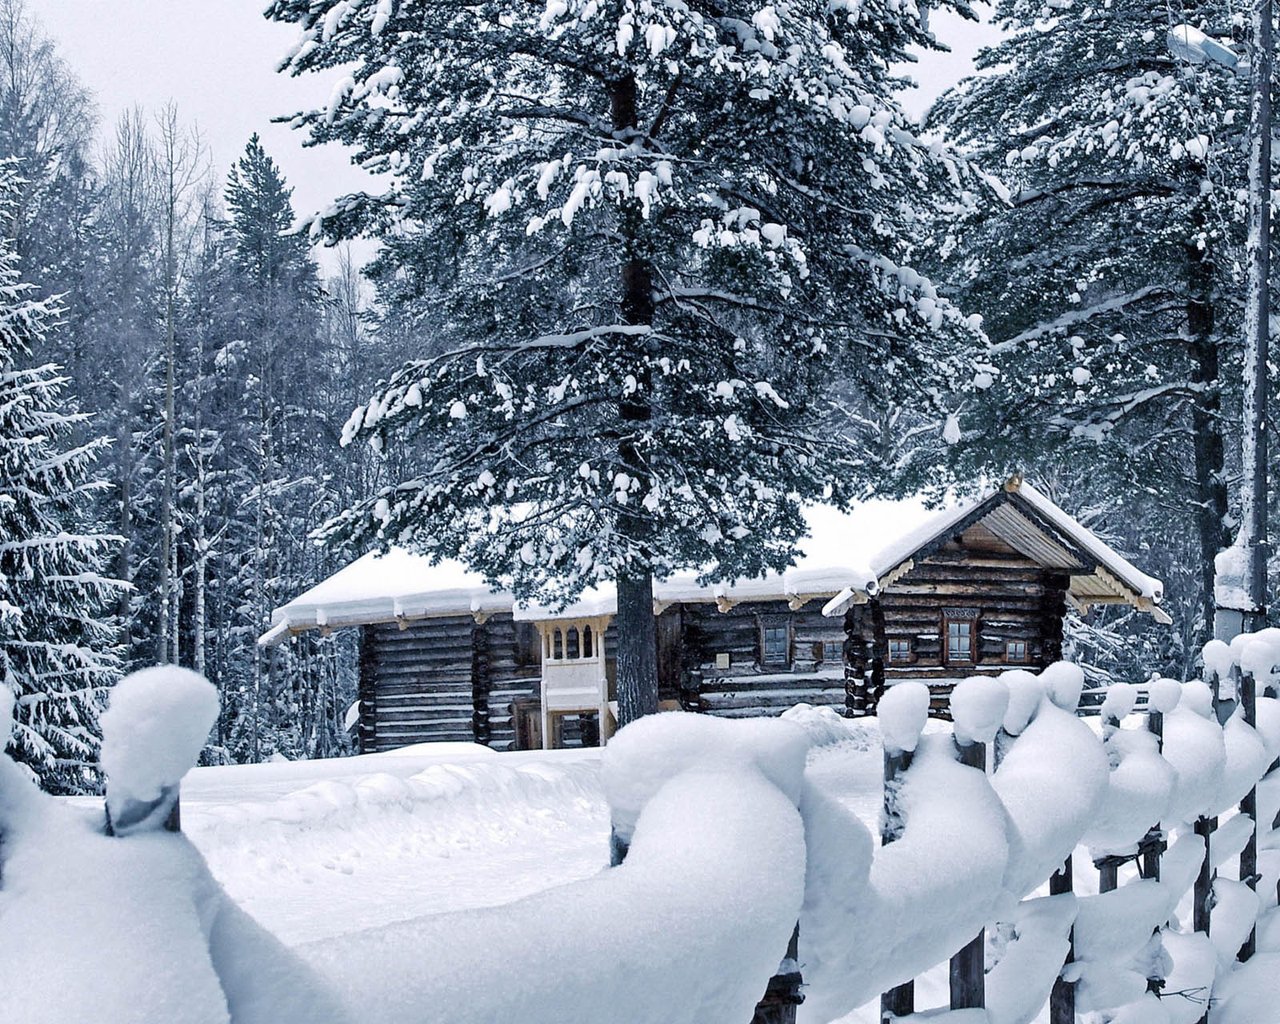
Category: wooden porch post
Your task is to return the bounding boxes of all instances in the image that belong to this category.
[357,625,378,754]
[470,619,492,747]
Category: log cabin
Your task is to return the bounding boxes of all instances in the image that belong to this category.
[260,475,1166,751]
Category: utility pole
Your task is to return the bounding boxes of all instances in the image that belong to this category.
[1238,0,1272,633]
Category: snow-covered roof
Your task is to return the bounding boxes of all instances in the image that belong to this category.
[261,477,1168,645]
[822,477,1167,622]
[260,499,936,644]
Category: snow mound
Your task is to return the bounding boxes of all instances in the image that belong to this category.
[299,765,806,1024]
[602,712,808,845]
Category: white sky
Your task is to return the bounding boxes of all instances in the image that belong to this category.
[36,1,997,261]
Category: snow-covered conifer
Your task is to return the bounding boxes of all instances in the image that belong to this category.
[0,167,123,793]
[930,0,1261,636]
[266,0,992,719]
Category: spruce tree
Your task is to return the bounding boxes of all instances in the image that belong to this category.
[266,0,991,720]
[0,170,123,792]
[928,2,1260,645]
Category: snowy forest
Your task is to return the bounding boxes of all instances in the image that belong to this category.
[0,0,1274,795]
[7,2,1280,1024]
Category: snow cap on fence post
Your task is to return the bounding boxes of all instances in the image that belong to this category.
[1146,678,1182,715]
[999,669,1045,736]
[1241,638,1278,683]
[100,666,218,834]
[1041,661,1085,712]
[1202,639,1234,682]
[1100,682,1139,723]
[951,676,1010,745]
[1180,679,1215,719]
[878,681,930,754]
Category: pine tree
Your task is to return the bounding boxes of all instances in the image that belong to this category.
[266,0,992,720]
[0,169,123,793]
[928,1,1261,647]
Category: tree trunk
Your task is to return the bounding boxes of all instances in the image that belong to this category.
[611,71,659,727]
[1187,240,1229,644]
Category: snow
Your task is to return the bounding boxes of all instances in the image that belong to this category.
[950,675,1010,745]
[1212,714,1268,815]
[800,733,1011,1023]
[268,499,934,638]
[1042,660,1085,711]
[601,712,808,846]
[1160,931,1216,1024]
[273,478,1167,639]
[985,894,1077,1024]
[994,701,1109,899]
[1101,681,1139,724]
[1000,670,1045,735]
[11,649,1280,1024]
[300,765,806,1024]
[1147,677,1183,714]
[0,681,12,742]
[1202,638,1233,681]
[1083,741,1176,853]
[1161,707,1227,825]
[879,680,931,753]
[100,667,219,832]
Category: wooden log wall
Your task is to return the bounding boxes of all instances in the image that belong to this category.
[360,613,541,753]
[844,539,1075,717]
[679,600,846,719]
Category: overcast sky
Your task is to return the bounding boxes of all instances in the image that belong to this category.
[36,1,995,258]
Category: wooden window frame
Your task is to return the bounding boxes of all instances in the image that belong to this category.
[941,607,979,667]
[887,638,912,663]
[1005,639,1028,664]
[820,638,843,664]
[758,616,792,668]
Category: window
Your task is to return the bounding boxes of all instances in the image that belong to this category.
[566,627,580,659]
[582,625,593,659]
[947,616,972,665]
[762,624,790,665]
[888,639,912,663]
[822,639,843,664]
[1006,640,1028,664]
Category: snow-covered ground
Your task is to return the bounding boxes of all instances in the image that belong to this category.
[14,658,1280,1024]
[181,744,609,943]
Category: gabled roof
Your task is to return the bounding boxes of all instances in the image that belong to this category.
[259,500,934,644]
[821,475,1167,622]
[259,476,1168,645]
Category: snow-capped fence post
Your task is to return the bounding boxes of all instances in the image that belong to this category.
[1237,668,1258,961]
[880,736,915,1021]
[751,925,804,1024]
[946,677,1007,1014]
[1049,858,1075,1024]
[1141,705,1164,883]
[878,682,930,1020]
[1191,669,1226,936]
[948,733,985,1012]
[100,667,218,838]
